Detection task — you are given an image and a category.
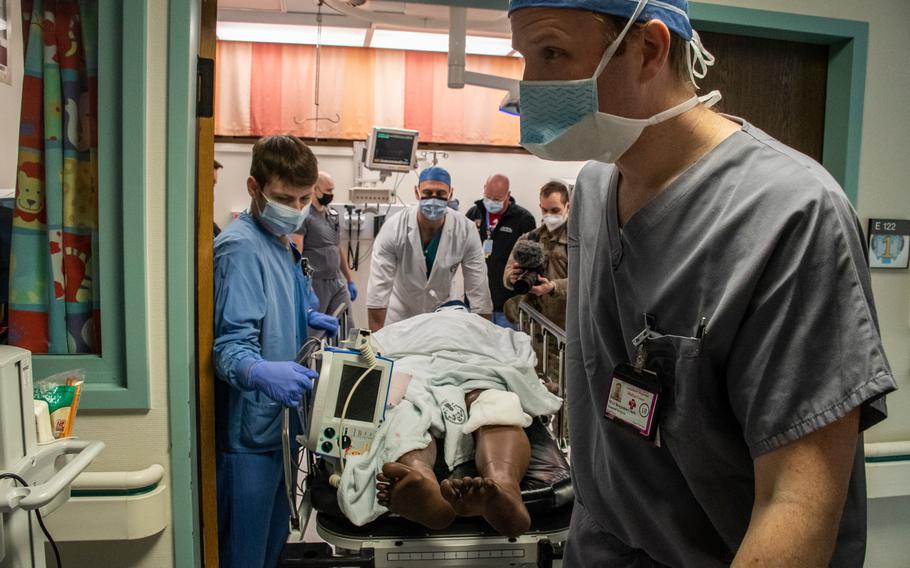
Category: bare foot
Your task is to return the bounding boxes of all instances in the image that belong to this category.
[440,476,485,517]
[375,462,455,530]
[442,476,531,538]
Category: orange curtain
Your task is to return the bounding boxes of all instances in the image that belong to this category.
[215,41,523,146]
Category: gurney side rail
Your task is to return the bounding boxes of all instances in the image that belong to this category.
[517,303,569,454]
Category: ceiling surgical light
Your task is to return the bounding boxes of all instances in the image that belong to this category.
[446,7,521,115]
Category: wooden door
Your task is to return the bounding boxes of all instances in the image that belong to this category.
[696,30,829,162]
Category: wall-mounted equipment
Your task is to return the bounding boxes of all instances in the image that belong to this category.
[348,187,394,204]
[1,346,105,567]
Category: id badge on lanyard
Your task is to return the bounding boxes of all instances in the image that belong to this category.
[483,211,497,258]
[604,314,663,444]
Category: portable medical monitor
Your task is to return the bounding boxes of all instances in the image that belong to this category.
[364,127,419,172]
[305,347,394,459]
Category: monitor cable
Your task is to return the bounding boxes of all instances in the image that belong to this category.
[0,472,62,568]
[329,339,379,487]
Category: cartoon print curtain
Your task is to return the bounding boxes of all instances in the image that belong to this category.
[9,0,99,354]
[215,41,524,146]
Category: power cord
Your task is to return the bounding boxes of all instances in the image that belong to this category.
[0,472,62,567]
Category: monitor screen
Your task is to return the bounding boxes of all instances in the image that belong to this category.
[372,131,416,166]
[333,363,383,422]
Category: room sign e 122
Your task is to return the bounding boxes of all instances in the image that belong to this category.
[868,219,909,269]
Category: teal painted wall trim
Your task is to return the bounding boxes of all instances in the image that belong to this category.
[689,3,867,44]
[120,0,152,408]
[866,455,910,464]
[31,0,151,409]
[167,0,202,565]
[821,29,867,206]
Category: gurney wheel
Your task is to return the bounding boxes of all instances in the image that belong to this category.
[537,539,564,568]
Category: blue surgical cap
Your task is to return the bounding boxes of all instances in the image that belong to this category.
[435,300,470,313]
[508,0,693,41]
[418,166,452,187]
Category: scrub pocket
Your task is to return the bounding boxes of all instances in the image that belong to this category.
[644,334,703,441]
[240,400,283,449]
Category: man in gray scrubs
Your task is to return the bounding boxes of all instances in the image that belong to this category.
[509,0,897,565]
[293,172,357,327]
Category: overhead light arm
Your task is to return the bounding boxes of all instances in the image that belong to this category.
[447,7,520,115]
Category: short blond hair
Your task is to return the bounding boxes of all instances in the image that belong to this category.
[593,12,693,90]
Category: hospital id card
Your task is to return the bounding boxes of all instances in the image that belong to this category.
[483,238,493,257]
[604,363,661,441]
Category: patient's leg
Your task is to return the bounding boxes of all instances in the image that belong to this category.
[441,389,532,538]
[375,438,455,530]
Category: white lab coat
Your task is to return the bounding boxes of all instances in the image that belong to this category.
[366,207,493,326]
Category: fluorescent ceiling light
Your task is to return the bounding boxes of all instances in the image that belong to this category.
[466,35,515,57]
[216,21,518,57]
[370,29,515,57]
[217,22,367,47]
[370,30,451,53]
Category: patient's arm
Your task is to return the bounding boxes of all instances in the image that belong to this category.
[367,307,387,332]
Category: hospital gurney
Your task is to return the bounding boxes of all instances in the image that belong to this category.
[279,308,573,568]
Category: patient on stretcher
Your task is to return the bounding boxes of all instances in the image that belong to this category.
[376,388,534,537]
[336,304,562,537]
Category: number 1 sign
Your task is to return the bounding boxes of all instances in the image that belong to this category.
[868,219,910,269]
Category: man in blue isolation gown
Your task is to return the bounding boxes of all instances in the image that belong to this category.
[213,135,338,568]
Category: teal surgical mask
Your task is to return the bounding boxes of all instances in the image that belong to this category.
[518,0,719,163]
[419,198,448,221]
[483,197,505,214]
[258,192,309,236]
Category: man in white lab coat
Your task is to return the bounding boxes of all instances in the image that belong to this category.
[366,167,493,330]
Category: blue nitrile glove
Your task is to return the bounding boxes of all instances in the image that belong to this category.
[247,360,316,407]
[347,281,358,301]
[308,310,339,337]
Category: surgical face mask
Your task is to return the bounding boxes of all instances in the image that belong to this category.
[316,193,334,206]
[518,0,721,163]
[483,197,505,214]
[542,213,567,232]
[419,198,448,221]
[257,192,309,236]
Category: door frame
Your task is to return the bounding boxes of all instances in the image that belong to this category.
[167,0,203,566]
[687,3,868,205]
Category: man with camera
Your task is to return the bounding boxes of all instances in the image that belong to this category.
[503,181,570,382]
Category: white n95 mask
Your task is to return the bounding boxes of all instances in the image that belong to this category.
[542,214,567,232]
[518,0,721,163]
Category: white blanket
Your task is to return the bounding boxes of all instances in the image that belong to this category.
[337,311,563,526]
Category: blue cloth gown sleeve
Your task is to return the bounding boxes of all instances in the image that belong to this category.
[213,237,269,390]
